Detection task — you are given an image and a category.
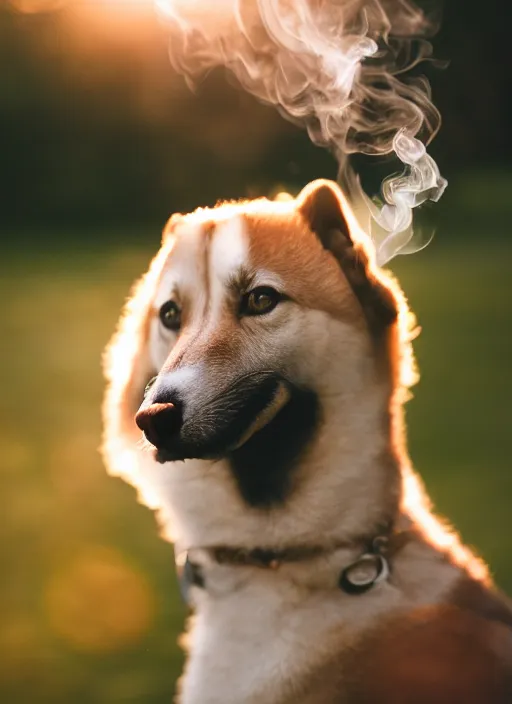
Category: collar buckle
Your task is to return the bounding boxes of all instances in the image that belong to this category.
[338,553,389,594]
[338,535,390,595]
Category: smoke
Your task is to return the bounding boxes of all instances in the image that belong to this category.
[156,0,447,264]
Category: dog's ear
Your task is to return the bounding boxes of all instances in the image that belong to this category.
[297,179,352,247]
[297,179,398,337]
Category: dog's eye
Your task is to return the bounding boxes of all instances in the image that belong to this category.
[159,300,181,331]
[242,287,281,316]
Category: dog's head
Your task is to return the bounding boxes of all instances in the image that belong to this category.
[103,180,416,508]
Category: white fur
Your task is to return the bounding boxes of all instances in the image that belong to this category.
[209,215,248,283]
[209,215,249,322]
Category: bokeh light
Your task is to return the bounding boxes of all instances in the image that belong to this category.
[44,546,155,653]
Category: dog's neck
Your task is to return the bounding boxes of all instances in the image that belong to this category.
[162,379,404,555]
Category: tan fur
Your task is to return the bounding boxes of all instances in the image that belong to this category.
[247,210,362,324]
[102,179,509,703]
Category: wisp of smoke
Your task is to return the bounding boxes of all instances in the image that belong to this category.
[156,0,447,264]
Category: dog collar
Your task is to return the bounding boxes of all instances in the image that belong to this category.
[176,528,413,605]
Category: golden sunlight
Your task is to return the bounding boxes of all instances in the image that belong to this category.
[155,0,237,31]
[9,0,156,17]
[9,0,66,12]
[96,0,153,7]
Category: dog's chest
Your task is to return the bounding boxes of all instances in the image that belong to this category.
[178,571,396,704]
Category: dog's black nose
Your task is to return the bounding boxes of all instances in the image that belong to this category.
[135,402,182,449]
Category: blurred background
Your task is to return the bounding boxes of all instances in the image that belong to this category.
[1,0,511,701]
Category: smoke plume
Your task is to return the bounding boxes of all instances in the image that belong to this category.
[156,0,447,264]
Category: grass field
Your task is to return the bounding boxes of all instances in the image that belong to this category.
[1,232,511,702]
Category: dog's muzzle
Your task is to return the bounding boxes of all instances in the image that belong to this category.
[135,372,290,463]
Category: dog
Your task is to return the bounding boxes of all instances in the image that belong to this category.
[102,179,512,703]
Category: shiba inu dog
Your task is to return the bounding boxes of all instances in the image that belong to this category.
[102,180,512,703]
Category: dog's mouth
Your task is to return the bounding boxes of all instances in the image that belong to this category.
[141,372,292,464]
